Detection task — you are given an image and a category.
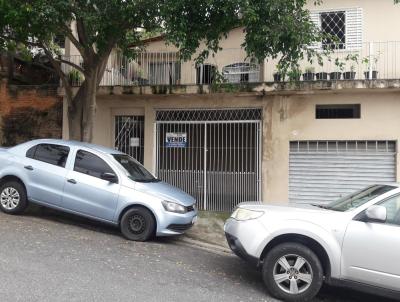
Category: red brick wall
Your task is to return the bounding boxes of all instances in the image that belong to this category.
[0,79,62,145]
[0,79,60,115]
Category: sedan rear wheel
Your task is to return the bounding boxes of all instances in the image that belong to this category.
[0,181,28,214]
[263,243,323,302]
[120,207,156,241]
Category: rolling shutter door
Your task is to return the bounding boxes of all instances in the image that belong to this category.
[289,141,396,204]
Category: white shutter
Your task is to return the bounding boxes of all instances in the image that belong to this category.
[345,8,363,50]
[309,11,322,50]
[289,141,396,204]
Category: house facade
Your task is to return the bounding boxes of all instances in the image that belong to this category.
[63,0,400,211]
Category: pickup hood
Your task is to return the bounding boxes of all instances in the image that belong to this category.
[238,202,348,229]
[239,201,328,213]
[134,181,196,207]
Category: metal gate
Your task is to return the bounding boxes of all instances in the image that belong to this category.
[155,109,262,211]
[289,140,397,205]
[114,115,145,164]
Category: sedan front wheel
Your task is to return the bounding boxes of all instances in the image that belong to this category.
[262,242,323,302]
[120,207,156,241]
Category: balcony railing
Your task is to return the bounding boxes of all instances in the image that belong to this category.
[61,41,400,88]
[265,41,400,82]
[62,48,260,87]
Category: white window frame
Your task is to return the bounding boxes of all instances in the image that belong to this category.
[310,7,363,51]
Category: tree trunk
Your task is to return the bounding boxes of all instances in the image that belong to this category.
[65,50,111,143]
[7,53,14,81]
[68,73,98,142]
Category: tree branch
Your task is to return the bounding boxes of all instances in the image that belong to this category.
[58,58,86,75]
[76,19,89,47]
[96,37,117,85]
[62,23,87,58]
[76,19,94,58]
[40,43,74,107]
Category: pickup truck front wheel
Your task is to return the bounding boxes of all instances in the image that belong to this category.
[0,181,28,214]
[262,242,323,302]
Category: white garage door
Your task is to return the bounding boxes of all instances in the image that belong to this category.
[289,141,397,205]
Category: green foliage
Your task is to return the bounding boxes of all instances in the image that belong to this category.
[345,54,359,72]
[287,66,302,81]
[68,69,83,85]
[305,66,315,73]
[1,0,323,71]
[362,52,380,70]
[328,57,345,72]
[0,0,328,140]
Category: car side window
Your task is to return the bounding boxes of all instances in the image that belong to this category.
[379,195,400,226]
[27,144,70,168]
[74,150,114,179]
[26,145,37,159]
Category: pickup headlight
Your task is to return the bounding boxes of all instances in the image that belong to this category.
[231,208,264,221]
[162,200,187,214]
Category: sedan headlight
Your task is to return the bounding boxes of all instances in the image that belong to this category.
[231,208,264,221]
[162,200,187,214]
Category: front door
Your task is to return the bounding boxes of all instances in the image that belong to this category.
[62,150,120,222]
[341,194,400,291]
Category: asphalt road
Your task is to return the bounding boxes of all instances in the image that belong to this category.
[0,205,396,302]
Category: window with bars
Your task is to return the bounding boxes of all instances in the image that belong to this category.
[222,62,260,83]
[321,11,346,50]
[149,62,181,85]
[310,8,363,50]
[316,104,360,119]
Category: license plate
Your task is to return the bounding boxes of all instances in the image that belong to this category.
[192,216,198,224]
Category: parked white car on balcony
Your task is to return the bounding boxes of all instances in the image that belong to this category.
[225,184,400,301]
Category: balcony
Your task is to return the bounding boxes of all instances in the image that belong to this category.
[265,41,400,82]
[61,41,400,90]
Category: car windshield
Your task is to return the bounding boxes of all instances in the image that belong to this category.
[323,185,396,212]
[112,154,160,183]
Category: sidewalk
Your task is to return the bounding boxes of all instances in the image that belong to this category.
[184,211,231,250]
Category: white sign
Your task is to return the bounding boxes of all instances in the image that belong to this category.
[130,137,140,147]
[165,132,187,148]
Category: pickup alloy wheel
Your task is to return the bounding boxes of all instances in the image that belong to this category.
[263,242,323,302]
[272,254,313,295]
[0,181,28,214]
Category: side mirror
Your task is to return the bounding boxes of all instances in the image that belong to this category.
[365,205,387,223]
[101,172,118,183]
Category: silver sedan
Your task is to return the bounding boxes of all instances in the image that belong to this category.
[0,139,197,241]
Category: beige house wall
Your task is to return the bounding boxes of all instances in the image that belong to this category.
[61,1,400,204]
[63,88,400,203]
[64,1,400,84]
[306,0,400,42]
[131,0,400,84]
[265,90,400,202]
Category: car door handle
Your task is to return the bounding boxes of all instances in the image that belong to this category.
[67,179,77,184]
[24,165,34,171]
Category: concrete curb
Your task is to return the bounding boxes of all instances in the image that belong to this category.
[178,237,233,256]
